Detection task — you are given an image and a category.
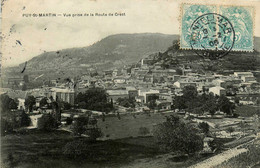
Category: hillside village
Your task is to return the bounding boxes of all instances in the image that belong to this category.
[1,39,260,168]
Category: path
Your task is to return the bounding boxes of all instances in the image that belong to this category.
[188,148,248,168]
[189,135,257,168]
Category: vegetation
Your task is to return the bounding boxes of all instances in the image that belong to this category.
[61,101,71,110]
[173,86,235,115]
[72,116,89,136]
[37,114,57,131]
[147,94,159,110]
[1,129,168,168]
[117,97,135,108]
[0,95,31,135]
[198,122,210,135]
[19,110,31,127]
[153,114,203,155]
[226,127,235,136]
[75,88,114,112]
[0,94,18,113]
[86,128,103,141]
[208,138,225,152]
[72,116,102,140]
[39,97,48,107]
[25,96,36,112]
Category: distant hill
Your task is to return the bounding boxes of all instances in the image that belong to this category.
[26,33,178,69]
[3,34,260,81]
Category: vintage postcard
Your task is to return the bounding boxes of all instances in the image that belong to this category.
[0,0,260,168]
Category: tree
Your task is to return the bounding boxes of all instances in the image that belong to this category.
[217,95,235,115]
[200,93,218,115]
[78,101,87,109]
[154,115,203,155]
[182,85,198,100]
[72,116,89,136]
[234,97,240,104]
[8,99,18,110]
[66,117,73,125]
[22,84,27,91]
[40,97,48,107]
[0,94,18,113]
[19,110,31,127]
[37,114,57,131]
[86,128,103,141]
[72,116,102,140]
[209,138,224,152]
[23,75,29,83]
[75,88,114,112]
[147,95,158,110]
[61,101,71,110]
[198,122,210,135]
[25,96,36,112]
[226,127,235,136]
[117,97,135,108]
[172,96,187,110]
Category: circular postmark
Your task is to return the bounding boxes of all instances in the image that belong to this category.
[190,13,235,59]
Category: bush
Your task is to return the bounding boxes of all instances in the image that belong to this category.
[139,127,150,136]
[86,128,103,141]
[198,122,209,135]
[20,111,31,127]
[37,114,57,131]
[1,118,15,136]
[66,117,73,125]
[72,116,89,136]
[61,101,71,110]
[153,115,203,155]
[208,138,224,152]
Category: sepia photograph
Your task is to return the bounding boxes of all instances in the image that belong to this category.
[0,0,260,167]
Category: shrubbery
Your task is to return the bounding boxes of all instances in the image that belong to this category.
[37,114,57,131]
[75,88,114,112]
[72,116,102,140]
[173,85,235,115]
[154,115,203,155]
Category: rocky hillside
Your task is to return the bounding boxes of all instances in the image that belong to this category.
[20,33,177,72]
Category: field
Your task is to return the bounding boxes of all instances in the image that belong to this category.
[1,112,209,168]
[1,130,163,168]
[97,112,173,140]
[1,129,205,168]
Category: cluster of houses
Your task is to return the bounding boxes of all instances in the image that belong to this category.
[2,56,260,113]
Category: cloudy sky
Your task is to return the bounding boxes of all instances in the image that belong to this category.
[1,0,260,67]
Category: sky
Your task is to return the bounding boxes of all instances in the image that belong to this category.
[1,0,260,67]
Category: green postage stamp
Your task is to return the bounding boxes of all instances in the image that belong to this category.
[180,4,254,53]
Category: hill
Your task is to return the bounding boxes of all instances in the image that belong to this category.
[8,33,177,77]
[2,34,260,81]
[149,38,260,73]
